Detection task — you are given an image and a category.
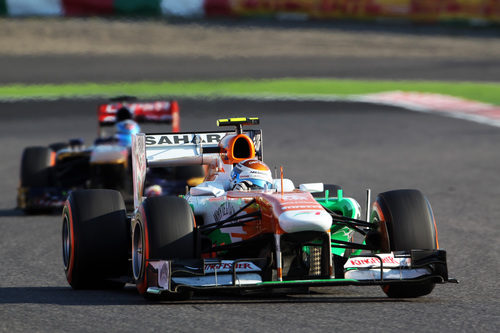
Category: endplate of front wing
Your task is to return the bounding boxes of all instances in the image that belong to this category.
[145,250,454,295]
[17,186,67,211]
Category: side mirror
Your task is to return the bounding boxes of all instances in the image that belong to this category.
[273,179,295,192]
[299,183,324,193]
[190,183,225,197]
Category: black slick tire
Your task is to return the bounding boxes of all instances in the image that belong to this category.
[62,189,129,289]
[132,196,195,300]
[21,146,53,187]
[371,189,438,298]
[19,146,54,213]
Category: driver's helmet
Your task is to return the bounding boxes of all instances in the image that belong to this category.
[230,159,273,190]
[115,119,140,146]
[116,106,133,121]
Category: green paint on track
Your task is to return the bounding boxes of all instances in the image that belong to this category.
[0,78,499,105]
[258,278,358,285]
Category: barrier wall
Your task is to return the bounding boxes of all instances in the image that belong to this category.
[205,0,500,23]
[1,0,499,23]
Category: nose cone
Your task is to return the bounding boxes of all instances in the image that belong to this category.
[279,210,332,233]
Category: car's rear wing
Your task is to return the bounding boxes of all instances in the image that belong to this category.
[97,100,180,134]
[131,129,263,208]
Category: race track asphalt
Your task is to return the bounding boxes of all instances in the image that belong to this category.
[1,19,499,333]
[2,54,500,84]
[1,98,499,332]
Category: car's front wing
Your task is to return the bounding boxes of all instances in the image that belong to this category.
[17,186,67,211]
[144,250,455,296]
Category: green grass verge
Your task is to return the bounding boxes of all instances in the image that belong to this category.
[0,78,499,105]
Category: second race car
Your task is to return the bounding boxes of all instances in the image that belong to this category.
[17,97,203,213]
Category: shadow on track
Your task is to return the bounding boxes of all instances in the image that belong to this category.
[0,287,144,306]
[0,286,425,306]
[0,208,25,217]
[0,208,61,218]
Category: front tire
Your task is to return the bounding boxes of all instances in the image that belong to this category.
[371,189,438,298]
[19,146,55,213]
[62,189,129,289]
[20,146,54,187]
[132,196,196,299]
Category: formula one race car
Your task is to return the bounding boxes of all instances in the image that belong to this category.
[18,98,203,213]
[62,117,455,300]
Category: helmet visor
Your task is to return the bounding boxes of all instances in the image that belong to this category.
[249,179,273,189]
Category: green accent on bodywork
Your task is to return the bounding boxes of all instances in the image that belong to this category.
[294,211,314,217]
[317,192,357,218]
[351,247,364,257]
[204,201,236,248]
[206,228,232,249]
[316,192,360,257]
[258,278,358,285]
[189,202,232,249]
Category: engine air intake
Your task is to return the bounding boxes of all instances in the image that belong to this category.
[232,136,252,159]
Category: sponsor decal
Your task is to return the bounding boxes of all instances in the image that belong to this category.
[159,262,169,289]
[282,206,322,211]
[227,0,500,22]
[132,134,147,208]
[204,261,261,273]
[283,204,322,210]
[213,201,235,222]
[293,211,320,217]
[146,133,223,146]
[345,253,411,269]
[278,193,324,211]
[283,193,315,201]
[230,0,408,18]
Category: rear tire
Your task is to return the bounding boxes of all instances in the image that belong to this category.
[132,196,195,300]
[62,189,129,289]
[371,189,438,298]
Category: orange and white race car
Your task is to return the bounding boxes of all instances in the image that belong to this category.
[62,117,455,300]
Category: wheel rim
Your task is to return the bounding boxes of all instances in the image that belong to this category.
[132,222,144,281]
[62,214,71,270]
[371,202,391,253]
